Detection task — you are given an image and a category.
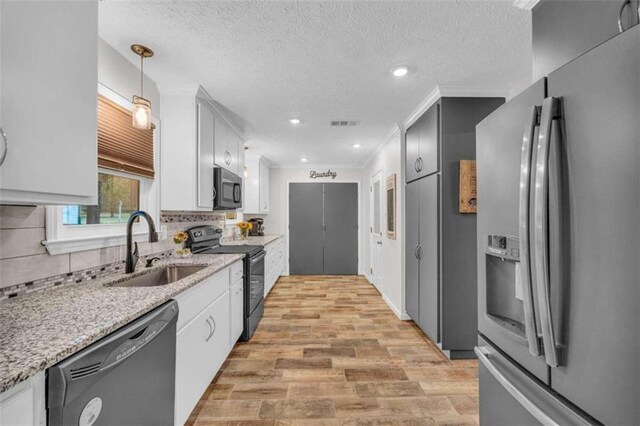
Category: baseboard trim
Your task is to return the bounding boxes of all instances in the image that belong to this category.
[382,293,411,320]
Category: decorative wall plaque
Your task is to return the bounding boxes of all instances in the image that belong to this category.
[309,170,337,179]
[386,174,396,239]
[459,160,477,213]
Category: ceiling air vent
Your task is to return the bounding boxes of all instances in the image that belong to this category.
[331,120,359,127]
[70,362,101,379]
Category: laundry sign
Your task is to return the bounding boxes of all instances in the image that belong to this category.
[309,170,337,179]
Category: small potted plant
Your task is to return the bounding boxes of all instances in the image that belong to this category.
[172,231,190,257]
[236,221,253,240]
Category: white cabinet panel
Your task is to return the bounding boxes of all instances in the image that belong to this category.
[197,101,215,209]
[0,371,45,426]
[230,279,244,345]
[244,155,270,214]
[0,1,98,205]
[175,267,228,331]
[259,160,270,213]
[175,291,230,425]
[214,117,243,176]
[264,237,284,296]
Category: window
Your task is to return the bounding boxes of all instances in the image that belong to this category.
[44,84,162,255]
[63,173,140,225]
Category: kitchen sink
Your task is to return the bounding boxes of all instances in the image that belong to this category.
[111,265,206,288]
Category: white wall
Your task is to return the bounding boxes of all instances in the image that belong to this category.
[264,167,364,274]
[361,130,406,319]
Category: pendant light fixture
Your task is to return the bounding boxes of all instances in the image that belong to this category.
[130,44,154,129]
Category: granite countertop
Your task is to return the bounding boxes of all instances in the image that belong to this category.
[0,253,244,393]
[223,234,282,247]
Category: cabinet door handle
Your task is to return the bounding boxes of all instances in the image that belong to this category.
[414,244,420,259]
[0,127,7,167]
[414,158,420,173]
[212,187,217,202]
[417,245,422,260]
[224,151,232,165]
[417,157,423,172]
[206,316,216,342]
[205,318,213,341]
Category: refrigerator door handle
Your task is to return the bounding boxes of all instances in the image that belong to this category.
[518,106,541,357]
[475,346,561,426]
[534,97,560,368]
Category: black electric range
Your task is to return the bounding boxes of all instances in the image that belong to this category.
[186,225,265,341]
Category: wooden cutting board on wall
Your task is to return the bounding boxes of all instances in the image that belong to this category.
[459,160,477,214]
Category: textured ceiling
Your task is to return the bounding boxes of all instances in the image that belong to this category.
[99,1,531,167]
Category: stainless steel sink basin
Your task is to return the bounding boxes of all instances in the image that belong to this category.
[112,265,206,288]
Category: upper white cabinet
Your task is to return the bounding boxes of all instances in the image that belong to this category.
[0,1,98,205]
[244,154,270,214]
[160,86,244,211]
[214,115,243,176]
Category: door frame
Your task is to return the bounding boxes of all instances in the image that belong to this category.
[285,180,362,276]
[369,169,384,292]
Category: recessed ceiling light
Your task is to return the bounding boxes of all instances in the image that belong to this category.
[289,118,301,124]
[353,144,361,148]
[300,157,308,162]
[392,66,409,77]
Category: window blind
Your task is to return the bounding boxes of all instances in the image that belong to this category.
[97,94,155,178]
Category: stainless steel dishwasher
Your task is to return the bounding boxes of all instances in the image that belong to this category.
[47,300,178,426]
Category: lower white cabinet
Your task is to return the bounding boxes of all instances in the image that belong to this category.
[230,279,244,345]
[174,260,243,425]
[0,371,45,426]
[264,237,285,296]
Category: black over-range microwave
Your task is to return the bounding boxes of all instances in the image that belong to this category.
[213,167,242,210]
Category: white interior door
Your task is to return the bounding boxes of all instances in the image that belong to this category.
[370,171,383,292]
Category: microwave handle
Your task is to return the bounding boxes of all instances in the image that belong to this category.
[233,183,241,203]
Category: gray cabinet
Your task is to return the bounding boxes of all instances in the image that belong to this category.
[405,103,439,182]
[406,174,440,343]
[405,182,420,322]
[404,97,504,358]
[532,0,639,80]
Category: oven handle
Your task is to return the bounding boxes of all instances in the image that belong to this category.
[250,252,266,264]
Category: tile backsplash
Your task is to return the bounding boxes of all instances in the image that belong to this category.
[0,206,242,299]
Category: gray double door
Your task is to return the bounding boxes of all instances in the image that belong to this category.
[289,183,358,275]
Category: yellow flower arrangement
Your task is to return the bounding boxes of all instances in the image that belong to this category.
[237,221,253,239]
[172,231,189,244]
[236,221,253,231]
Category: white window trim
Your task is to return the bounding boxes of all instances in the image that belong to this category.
[43,84,164,255]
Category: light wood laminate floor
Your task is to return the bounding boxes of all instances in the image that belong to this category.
[186,275,479,425]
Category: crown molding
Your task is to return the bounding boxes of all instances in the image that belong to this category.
[270,163,364,170]
[402,84,510,129]
[513,0,540,10]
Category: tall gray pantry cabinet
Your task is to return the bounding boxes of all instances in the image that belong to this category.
[405,97,504,358]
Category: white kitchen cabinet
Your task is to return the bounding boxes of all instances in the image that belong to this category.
[0,1,98,205]
[197,100,215,209]
[230,279,244,345]
[214,116,243,176]
[244,154,271,214]
[264,237,285,296]
[0,371,46,426]
[175,290,230,425]
[161,86,245,211]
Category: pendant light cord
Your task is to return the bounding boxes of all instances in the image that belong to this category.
[140,54,144,99]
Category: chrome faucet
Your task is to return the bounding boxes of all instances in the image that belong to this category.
[126,210,159,273]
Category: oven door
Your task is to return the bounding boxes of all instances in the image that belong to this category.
[214,167,242,210]
[246,251,265,315]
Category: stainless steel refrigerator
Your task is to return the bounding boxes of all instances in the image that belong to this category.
[475,25,639,425]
